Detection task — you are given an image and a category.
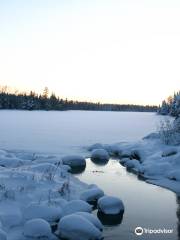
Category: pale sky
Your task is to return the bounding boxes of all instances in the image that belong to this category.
[0,0,180,105]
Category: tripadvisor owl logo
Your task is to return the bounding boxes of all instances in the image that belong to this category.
[134,226,173,236]
[135,227,144,236]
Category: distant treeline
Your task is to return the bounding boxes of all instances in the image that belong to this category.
[0,86,158,112]
[158,91,180,117]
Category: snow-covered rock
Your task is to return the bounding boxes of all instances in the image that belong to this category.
[162,148,177,157]
[23,218,52,238]
[0,229,7,240]
[75,212,103,231]
[119,158,129,164]
[124,159,141,170]
[88,184,99,189]
[0,157,23,168]
[30,163,57,172]
[119,150,131,159]
[97,196,124,215]
[167,170,180,181]
[61,164,71,172]
[105,144,121,156]
[80,188,104,203]
[58,214,102,240]
[47,198,68,208]
[0,203,22,228]
[91,149,109,161]
[62,200,92,216]
[143,132,160,140]
[62,155,86,167]
[24,204,62,222]
[130,150,141,161]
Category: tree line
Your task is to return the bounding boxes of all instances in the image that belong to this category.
[158,91,180,117]
[0,86,158,112]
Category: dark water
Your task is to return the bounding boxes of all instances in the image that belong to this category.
[77,158,179,240]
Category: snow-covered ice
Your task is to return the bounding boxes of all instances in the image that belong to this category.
[0,111,160,154]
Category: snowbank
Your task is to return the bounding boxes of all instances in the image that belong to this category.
[113,137,180,194]
[0,157,24,168]
[0,149,89,240]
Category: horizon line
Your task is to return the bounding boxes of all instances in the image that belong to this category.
[0,85,159,107]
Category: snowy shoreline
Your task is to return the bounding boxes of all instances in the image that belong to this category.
[88,134,180,196]
[0,146,125,239]
[0,131,180,239]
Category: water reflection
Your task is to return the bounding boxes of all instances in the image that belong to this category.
[78,159,178,240]
[97,211,124,226]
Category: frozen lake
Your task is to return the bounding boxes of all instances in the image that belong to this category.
[0,110,161,154]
